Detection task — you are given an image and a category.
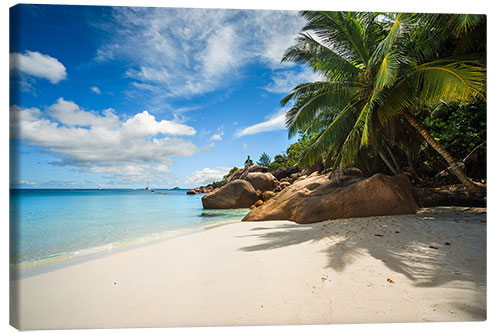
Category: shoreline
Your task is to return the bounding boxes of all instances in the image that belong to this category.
[10,206,486,329]
[10,218,242,280]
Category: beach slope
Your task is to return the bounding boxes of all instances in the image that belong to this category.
[10,207,486,329]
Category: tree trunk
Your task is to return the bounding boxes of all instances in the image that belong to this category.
[386,145,401,174]
[405,140,423,183]
[378,150,399,176]
[401,109,484,193]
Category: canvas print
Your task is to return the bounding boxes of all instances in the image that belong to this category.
[9,4,486,330]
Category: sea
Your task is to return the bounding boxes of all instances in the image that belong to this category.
[10,188,248,276]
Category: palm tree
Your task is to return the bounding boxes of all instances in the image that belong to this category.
[281,11,485,193]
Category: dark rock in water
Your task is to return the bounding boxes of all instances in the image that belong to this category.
[201,212,223,217]
[186,189,197,195]
[272,164,300,180]
[243,173,418,224]
[202,179,259,209]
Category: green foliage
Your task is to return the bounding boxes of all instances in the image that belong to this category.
[257,153,272,167]
[425,100,486,160]
[223,167,239,180]
[211,180,225,188]
[281,11,486,173]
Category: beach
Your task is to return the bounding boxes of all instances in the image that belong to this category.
[10,206,486,329]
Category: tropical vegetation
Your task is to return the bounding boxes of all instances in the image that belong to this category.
[279,12,486,193]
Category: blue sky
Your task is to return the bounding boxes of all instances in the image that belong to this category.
[9,4,321,189]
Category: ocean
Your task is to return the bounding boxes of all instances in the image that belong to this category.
[10,189,248,272]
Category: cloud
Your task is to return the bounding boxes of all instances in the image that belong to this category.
[263,68,323,94]
[95,7,307,98]
[185,167,231,186]
[10,179,38,186]
[235,111,287,137]
[47,98,120,128]
[210,133,223,141]
[10,51,67,84]
[209,127,224,141]
[90,86,102,94]
[10,99,199,181]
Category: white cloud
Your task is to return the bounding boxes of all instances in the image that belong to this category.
[10,99,199,182]
[95,7,307,98]
[47,98,120,128]
[210,133,223,141]
[10,51,67,84]
[90,86,102,94]
[185,167,231,186]
[263,68,323,94]
[11,179,38,186]
[235,111,287,137]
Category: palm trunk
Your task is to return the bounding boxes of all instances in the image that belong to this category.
[405,140,423,183]
[401,109,483,193]
[378,150,399,176]
[386,145,401,174]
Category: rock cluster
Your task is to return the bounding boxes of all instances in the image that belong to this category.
[198,162,418,224]
[186,185,214,195]
[243,173,419,223]
[201,164,326,210]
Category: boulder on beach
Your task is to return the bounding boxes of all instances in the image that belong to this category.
[225,168,246,183]
[243,173,419,224]
[243,172,279,192]
[202,179,259,209]
[262,191,276,202]
[272,164,300,180]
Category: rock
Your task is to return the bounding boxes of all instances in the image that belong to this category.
[242,165,269,177]
[301,160,324,176]
[343,168,365,177]
[262,191,276,202]
[272,164,300,180]
[307,171,319,178]
[297,175,308,182]
[255,200,264,207]
[250,205,256,210]
[226,165,270,183]
[186,189,197,195]
[243,172,279,192]
[280,181,291,188]
[225,168,246,182]
[290,173,300,182]
[202,179,259,209]
[242,173,419,224]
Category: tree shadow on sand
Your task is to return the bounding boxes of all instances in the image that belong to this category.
[238,207,486,289]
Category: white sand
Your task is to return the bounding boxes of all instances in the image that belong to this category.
[10,207,486,330]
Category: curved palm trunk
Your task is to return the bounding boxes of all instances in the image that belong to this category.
[386,146,402,174]
[378,150,399,176]
[401,110,484,193]
[405,140,423,183]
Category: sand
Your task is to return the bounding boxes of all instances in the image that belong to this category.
[10,206,486,330]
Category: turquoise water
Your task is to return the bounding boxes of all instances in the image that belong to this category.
[10,189,248,267]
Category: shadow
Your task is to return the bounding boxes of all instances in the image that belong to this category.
[239,207,486,289]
